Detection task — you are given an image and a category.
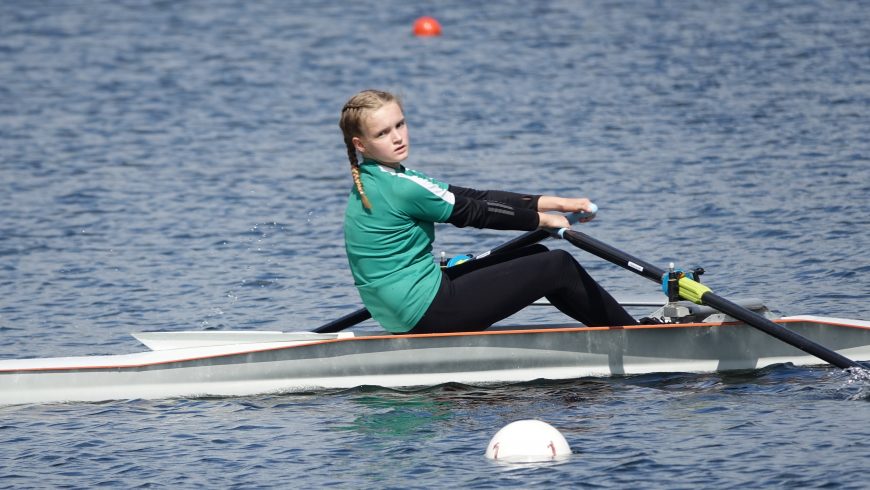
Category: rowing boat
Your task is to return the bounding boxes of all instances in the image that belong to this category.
[1,299,867,405]
[3,213,866,405]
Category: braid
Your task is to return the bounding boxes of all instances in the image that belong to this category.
[338,89,402,211]
[346,139,372,209]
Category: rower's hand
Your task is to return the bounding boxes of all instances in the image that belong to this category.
[538,213,571,229]
[536,196,597,226]
[558,198,596,223]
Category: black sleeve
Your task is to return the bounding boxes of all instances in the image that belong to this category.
[447,194,540,231]
[448,185,540,211]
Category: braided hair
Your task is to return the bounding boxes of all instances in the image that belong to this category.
[338,90,402,210]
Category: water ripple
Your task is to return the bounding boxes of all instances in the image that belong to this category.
[1,0,869,487]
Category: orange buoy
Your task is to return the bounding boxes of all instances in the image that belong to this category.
[413,16,442,37]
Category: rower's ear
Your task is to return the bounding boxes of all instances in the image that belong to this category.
[352,136,366,155]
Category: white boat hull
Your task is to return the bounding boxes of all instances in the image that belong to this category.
[1,316,868,405]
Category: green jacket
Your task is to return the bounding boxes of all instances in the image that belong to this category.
[344,160,454,333]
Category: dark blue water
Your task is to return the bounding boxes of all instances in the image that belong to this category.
[1,0,868,487]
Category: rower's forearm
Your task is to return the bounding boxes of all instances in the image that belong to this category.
[537,196,566,212]
[537,196,593,214]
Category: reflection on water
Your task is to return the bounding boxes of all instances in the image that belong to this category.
[338,389,452,438]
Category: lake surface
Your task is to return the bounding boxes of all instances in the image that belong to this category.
[1,0,868,487]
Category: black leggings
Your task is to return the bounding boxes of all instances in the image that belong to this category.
[411,244,638,334]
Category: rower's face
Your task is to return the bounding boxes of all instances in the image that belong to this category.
[352,101,409,165]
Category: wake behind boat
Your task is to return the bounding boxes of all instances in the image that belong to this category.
[1,300,868,405]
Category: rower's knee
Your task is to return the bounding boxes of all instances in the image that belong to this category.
[549,249,591,275]
[525,243,549,254]
[549,249,575,266]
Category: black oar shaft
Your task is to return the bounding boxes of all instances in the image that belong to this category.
[485,229,552,257]
[559,229,860,370]
[314,309,371,334]
[559,229,666,282]
[701,293,859,369]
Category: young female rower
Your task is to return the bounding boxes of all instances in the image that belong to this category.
[339,89,637,334]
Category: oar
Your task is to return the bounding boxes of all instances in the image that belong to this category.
[314,208,596,334]
[554,228,861,370]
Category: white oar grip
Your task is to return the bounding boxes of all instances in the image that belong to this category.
[566,202,598,224]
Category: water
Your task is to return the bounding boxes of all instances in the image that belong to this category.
[1,0,868,487]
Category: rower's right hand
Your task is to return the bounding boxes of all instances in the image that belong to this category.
[558,198,594,214]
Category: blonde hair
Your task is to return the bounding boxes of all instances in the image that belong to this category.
[339,89,402,210]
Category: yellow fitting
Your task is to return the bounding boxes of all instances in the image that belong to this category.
[678,277,712,304]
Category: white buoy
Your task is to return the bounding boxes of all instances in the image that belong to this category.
[485,420,572,463]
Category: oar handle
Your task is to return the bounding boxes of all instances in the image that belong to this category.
[574,202,598,221]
